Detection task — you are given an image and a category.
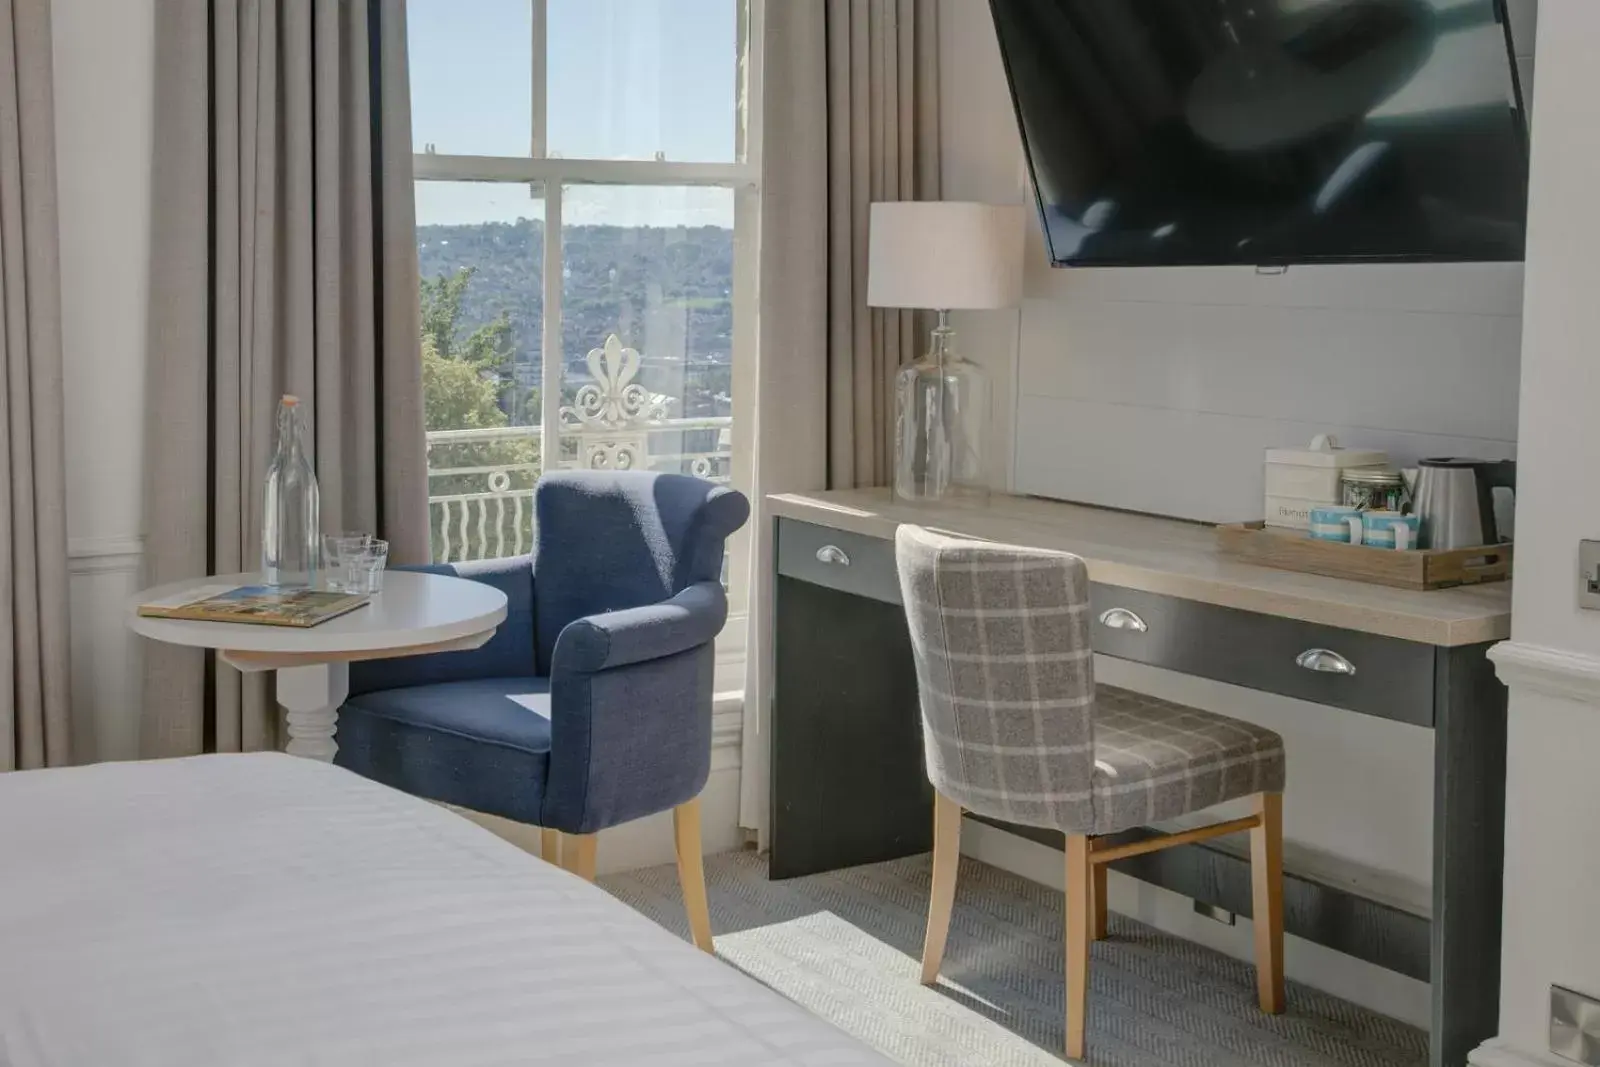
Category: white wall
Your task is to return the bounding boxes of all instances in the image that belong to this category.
[1473,1,1600,1063]
[939,0,1536,1027]
[53,0,156,764]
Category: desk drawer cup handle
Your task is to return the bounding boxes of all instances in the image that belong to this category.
[815,544,851,567]
[1098,607,1148,633]
[1296,648,1357,676]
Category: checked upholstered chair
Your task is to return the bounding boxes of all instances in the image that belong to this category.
[894,525,1288,1060]
[334,471,749,953]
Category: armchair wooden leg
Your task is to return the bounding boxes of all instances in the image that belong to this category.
[672,798,715,954]
[920,792,962,985]
[563,832,598,882]
[1090,858,1109,941]
[1065,833,1092,1060]
[540,828,560,866]
[1250,792,1286,1014]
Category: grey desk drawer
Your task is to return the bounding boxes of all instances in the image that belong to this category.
[776,519,901,605]
[1089,583,1436,727]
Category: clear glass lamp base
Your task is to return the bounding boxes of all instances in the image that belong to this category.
[893,315,991,507]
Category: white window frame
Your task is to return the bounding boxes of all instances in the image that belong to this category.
[412,0,762,693]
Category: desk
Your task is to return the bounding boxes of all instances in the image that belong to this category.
[766,489,1509,1067]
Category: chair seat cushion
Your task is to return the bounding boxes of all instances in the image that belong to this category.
[1091,685,1286,835]
[335,677,552,826]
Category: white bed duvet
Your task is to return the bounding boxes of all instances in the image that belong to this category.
[0,754,890,1067]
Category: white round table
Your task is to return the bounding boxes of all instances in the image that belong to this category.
[128,572,508,761]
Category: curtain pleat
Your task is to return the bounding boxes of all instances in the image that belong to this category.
[141,0,427,758]
[738,0,940,839]
[0,0,71,771]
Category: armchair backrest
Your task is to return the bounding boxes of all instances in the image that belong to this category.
[532,471,750,674]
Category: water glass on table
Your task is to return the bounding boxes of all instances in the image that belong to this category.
[351,539,389,594]
[324,533,388,593]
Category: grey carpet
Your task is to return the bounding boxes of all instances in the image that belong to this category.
[599,851,1426,1067]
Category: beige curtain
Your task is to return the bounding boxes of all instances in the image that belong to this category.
[141,0,428,758]
[738,0,940,838]
[0,0,71,771]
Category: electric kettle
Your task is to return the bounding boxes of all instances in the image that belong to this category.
[1403,458,1517,550]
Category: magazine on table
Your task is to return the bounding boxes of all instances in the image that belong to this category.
[137,585,370,628]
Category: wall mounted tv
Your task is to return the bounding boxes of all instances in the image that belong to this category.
[990,0,1530,267]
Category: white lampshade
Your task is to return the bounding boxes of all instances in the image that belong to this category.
[867,201,1025,311]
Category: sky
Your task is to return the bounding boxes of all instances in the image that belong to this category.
[408,0,737,229]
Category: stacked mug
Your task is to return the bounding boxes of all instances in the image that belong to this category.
[1309,506,1420,551]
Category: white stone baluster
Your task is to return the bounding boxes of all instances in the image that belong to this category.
[494,496,506,560]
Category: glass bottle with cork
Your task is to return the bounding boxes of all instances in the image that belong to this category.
[261,395,322,587]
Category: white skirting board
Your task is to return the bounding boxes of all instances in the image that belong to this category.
[453,695,745,876]
[454,765,743,876]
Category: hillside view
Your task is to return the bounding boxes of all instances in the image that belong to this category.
[417,218,735,424]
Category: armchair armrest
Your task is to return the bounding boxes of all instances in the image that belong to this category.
[541,582,726,834]
[551,581,728,674]
[347,555,536,697]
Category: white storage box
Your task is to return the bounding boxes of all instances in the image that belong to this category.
[1263,435,1387,529]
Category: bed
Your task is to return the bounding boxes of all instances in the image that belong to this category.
[0,753,892,1066]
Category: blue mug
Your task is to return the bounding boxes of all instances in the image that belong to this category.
[1309,505,1361,542]
[1356,511,1419,551]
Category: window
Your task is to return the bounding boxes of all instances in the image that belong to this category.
[408,0,759,647]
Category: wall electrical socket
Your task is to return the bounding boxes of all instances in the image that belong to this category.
[1192,900,1236,926]
[1580,542,1600,610]
[1552,984,1600,1065]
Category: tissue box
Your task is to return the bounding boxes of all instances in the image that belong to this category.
[1263,437,1388,529]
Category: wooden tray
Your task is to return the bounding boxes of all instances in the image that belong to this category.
[1215,522,1512,590]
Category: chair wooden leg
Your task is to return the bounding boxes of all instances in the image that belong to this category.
[1090,859,1109,941]
[540,828,560,866]
[1065,833,1092,1060]
[673,798,715,954]
[563,832,598,882]
[1250,792,1286,1014]
[920,792,962,985]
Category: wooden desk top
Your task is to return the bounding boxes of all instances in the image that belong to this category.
[768,489,1510,647]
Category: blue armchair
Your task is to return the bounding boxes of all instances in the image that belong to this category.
[334,470,750,952]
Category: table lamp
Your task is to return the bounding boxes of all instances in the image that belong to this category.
[868,201,1025,504]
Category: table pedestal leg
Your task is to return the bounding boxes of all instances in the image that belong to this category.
[277,662,349,762]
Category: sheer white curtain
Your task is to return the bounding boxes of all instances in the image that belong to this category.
[738,0,941,842]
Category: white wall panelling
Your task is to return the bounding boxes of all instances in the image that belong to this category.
[1014,258,1523,523]
[938,0,1537,1019]
[67,545,144,764]
[1470,0,1600,1062]
[53,0,157,764]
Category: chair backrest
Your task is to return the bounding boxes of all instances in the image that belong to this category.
[532,470,749,674]
[894,524,1097,831]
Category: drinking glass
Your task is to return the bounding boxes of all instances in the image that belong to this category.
[353,539,389,594]
[323,532,372,592]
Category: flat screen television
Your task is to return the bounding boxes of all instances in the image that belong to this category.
[989,0,1529,267]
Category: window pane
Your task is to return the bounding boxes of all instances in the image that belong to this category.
[416,181,544,562]
[557,185,735,489]
[409,0,532,157]
[547,0,737,162]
